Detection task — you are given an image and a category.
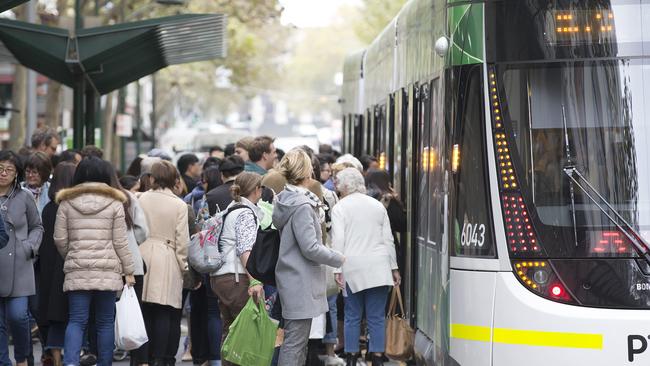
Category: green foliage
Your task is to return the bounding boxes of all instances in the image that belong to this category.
[353,0,408,44]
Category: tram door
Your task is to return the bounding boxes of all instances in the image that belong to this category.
[415,77,450,361]
[404,83,419,320]
[353,115,364,158]
[394,90,407,204]
[387,96,396,181]
[375,103,389,172]
[414,82,431,335]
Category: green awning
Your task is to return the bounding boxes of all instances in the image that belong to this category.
[0,13,227,94]
[0,0,28,13]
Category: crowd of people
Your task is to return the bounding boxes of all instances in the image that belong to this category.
[0,128,406,366]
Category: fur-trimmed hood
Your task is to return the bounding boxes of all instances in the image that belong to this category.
[56,182,127,215]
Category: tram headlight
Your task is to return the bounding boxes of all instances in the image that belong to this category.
[513,260,576,303]
[533,269,549,284]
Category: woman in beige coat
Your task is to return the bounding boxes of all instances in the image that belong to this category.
[138,160,189,366]
[53,157,135,366]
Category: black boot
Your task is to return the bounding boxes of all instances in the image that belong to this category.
[152,358,166,366]
[371,354,384,366]
[345,353,359,366]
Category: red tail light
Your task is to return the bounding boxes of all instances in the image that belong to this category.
[550,285,563,297]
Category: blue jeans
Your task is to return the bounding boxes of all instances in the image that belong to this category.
[344,285,390,353]
[63,291,116,366]
[323,294,338,344]
[0,297,30,365]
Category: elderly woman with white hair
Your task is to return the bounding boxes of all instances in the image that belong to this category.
[331,168,400,366]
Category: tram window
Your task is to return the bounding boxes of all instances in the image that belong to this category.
[450,66,495,258]
[500,61,650,253]
[416,84,431,248]
[428,79,444,246]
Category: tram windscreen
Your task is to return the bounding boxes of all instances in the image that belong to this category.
[499,60,650,257]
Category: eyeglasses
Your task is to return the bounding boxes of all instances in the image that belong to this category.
[0,166,16,175]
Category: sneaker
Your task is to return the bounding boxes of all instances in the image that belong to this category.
[324,355,346,366]
[31,325,40,339]
[182,349,193,362]
[41,355,54,366]
[80,353,97,366]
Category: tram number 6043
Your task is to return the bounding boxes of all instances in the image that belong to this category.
[461,223,486,247]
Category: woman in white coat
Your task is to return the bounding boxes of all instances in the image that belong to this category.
[331,168,400,366]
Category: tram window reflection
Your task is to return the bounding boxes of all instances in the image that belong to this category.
[450,66,495,258]
[500,60,650,254]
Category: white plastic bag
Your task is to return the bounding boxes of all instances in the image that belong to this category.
[115,285,148,350]
[309,313,326,339]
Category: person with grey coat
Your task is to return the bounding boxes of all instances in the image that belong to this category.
[0,150,44,366]
[272,148,345,366]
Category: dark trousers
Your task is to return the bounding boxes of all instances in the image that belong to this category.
[190,284,222,363]
[142,302,182,363]
[130,275,148,365]
[27,265,41,366]
[210,274,250,366]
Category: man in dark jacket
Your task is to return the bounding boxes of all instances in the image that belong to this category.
[177,153,200,193]
[205,155,245,215]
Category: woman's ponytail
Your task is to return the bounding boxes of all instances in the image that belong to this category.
[230,183,242,202]
[230,172,263,202]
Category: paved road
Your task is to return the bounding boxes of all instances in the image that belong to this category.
[19,342,403,365]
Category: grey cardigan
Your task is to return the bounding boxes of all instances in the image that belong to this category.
[0,186,44,297]
[273,189,345,320]
[126,192,149,276]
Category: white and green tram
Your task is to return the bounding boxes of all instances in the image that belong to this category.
[341,0,650,364]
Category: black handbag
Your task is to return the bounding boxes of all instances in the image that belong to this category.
[246,227,281,286]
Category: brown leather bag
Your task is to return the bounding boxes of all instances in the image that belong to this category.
[385,286,414,361]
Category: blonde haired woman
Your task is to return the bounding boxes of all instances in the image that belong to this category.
[210,172,265,366]
[272,148,345,366]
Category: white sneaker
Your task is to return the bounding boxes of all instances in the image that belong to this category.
[324,355,346,366]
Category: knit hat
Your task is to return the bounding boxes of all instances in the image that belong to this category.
[147,148,172,161]
[140,157,162,175]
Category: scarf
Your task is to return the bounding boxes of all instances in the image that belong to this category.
[25,185,42,202]
[285,184,326,224]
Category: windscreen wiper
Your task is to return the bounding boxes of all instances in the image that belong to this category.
[561,105,579,248]
[563,166,650,264]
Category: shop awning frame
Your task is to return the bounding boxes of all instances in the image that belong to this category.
[0,0,28,13]
[0,13,227,95]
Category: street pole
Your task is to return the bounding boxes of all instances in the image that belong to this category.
[72,0,85,148]
[135,81,142,155]
[72,76,84,148]
[75,0,82,30]
[25,0,37,144]
[151,73,157,147]
[118,88,126,173]
[85,88,96,145]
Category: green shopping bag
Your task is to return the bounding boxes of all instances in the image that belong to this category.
[222,298,278,366]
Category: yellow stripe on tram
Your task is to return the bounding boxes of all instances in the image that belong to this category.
[450,324,491,342]
[451,324,603,350]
